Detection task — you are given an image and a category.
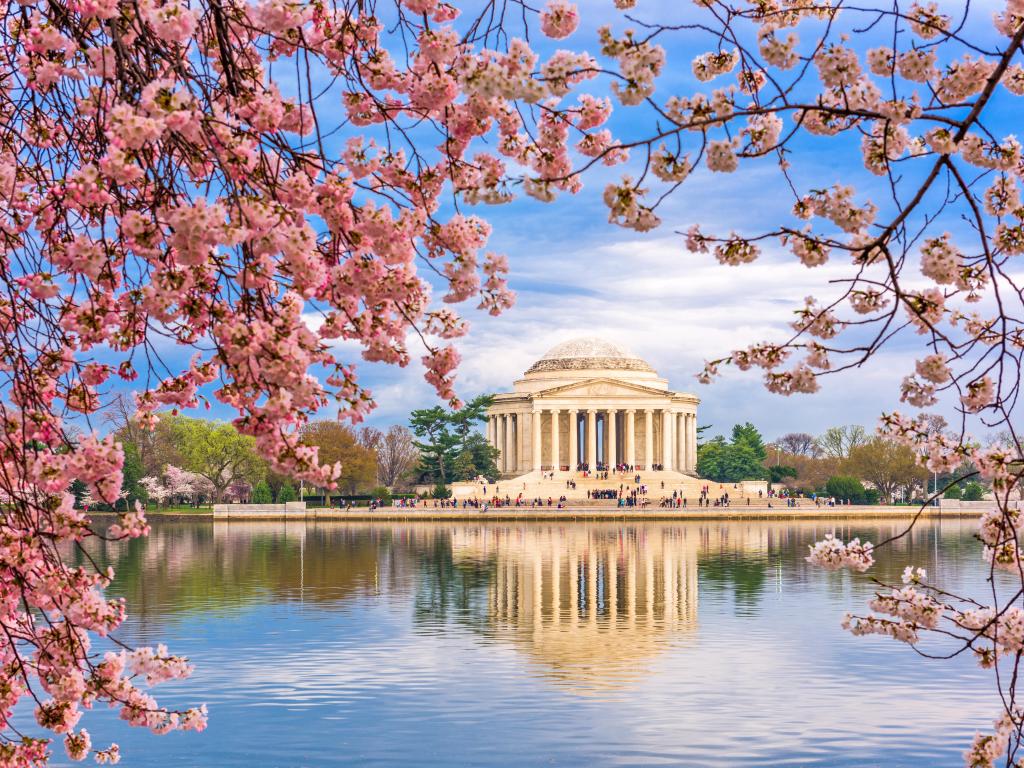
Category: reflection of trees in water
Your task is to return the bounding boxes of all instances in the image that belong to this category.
[699,553,772,609]
[695,518,983,609]
[412,535,495,632]
[79,522,413,625]
[82,517,983,641]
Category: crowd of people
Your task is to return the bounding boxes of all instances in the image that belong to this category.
[352,468,872,513]
[362,490,858,512]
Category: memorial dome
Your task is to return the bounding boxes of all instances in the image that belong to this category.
[526,337,655,374]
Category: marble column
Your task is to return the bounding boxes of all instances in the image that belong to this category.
[662,410,674,471]
[677,412,687,473]
[506,414,514,473]
[607,408,617,468]
[518,414,525,473]
[497,414,506,473]
[644,409,654,470]
[586,409,597,470]
[509,414,518,473]
[532,410,542,472]
[625,410,636,468]
[568,409,579,470]
[679,413,688,471]
[486,415,493,449]
[684,411,692,473]
[688,412,698,472]
[550,409,560,472]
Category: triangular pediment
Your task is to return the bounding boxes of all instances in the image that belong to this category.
[533,377,670,399]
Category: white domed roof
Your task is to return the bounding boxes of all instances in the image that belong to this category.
[527,337,654,374]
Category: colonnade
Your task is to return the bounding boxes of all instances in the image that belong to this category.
[486,407,697,475]
[486,412,520,475]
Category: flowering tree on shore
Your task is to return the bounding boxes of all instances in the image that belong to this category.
[139,465,214,507]
[3,0,1024,763]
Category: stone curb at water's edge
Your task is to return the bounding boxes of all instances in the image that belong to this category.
[197,505,983,522]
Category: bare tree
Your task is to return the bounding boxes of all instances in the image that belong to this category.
[371,426,420,490]
[922,414,949,438]
[359,426,383,452]
[776,432,819,456]
[101,393,167,474]
[817,425,868,460]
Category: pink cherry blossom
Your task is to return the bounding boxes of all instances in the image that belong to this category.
[540,1,579,39]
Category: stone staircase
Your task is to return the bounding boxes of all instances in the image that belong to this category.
[453,470,763,505]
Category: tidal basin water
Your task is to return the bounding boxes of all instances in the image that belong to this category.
[70,518,1005,766]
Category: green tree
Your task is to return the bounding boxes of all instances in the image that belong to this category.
[825,476,867,503]
[369,486,393,504]
[252,481,272,504]
[450,433,500,481]
[731,422,767,462]
[943,484,963,500]
[410,395,495,483]
[120,441,147,508]
[697,425,771,482]
[169,416,264,501]
[277,482,297,503]
[69,479,88,508]
[449,395,494,442]
[769,465,797,484]
[410,406,459,483]
[431,482,451,499]
[451,448,477,482]
[962,482,986,501]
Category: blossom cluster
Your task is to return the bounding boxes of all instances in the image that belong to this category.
[805,534,875,572]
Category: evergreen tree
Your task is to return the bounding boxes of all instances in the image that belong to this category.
[943,484,963,500]
[410,395,496,483]
[410,406,460,483]
[450,433,500,481]
[769,465,797,484]
[252,481,272,504]
[962,481,986,501]
[277,482,297,503]
[697,425,771,482]
[120,441,147,507]
[825,476,867,503]
[731,422,768,462]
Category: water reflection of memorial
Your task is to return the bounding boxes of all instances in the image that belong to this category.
[450,526,699,691]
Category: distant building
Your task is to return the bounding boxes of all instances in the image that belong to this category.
[486,337,699,477]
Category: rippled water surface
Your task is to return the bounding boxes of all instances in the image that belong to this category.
[67,518,1005,766]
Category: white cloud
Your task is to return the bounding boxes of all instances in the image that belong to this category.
[352,224,921,439]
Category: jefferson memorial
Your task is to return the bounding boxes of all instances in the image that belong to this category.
[485,338,699,477]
